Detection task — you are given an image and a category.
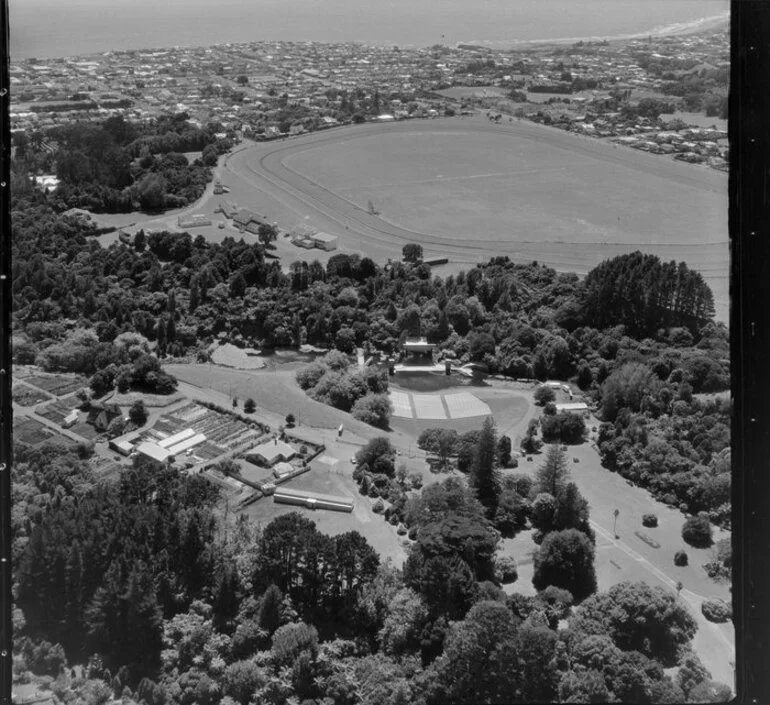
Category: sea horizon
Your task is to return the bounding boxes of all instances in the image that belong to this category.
[9,0,729,61]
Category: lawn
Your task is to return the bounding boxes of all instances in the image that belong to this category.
[230,118,728,321]
[239,462,409,566]
[282,124,724,252]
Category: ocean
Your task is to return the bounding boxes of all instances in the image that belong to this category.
[10,0,728,60]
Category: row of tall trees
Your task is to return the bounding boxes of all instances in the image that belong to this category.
[13,435,729,703]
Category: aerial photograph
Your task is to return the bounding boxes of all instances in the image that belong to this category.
[7,0,733,703]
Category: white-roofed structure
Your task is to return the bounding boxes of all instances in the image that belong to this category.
[136,441,172,465]
[157,428,196,448]
[311,232,338,250]
[165,433,207,456]
[555,402,589,416]
[274,487,354,513]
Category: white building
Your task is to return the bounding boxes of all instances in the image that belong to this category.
[311,232,338,251]
[555,402,589,416]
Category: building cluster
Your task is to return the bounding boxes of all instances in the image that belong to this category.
[10,26,727,169]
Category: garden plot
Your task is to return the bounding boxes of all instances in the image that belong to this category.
[12,383,52,406]
[26,374,85,397]
[14,418,57,446]
[37,398,80,425]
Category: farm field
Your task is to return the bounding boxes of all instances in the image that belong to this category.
[223,117,728,320]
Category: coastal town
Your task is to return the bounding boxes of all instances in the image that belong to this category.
[11,26,728,173]
[7,11,738,705]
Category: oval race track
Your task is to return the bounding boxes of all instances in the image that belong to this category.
[224,116,729,320]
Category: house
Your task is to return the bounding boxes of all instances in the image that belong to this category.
[109,430,142,456]
[220,201,239,219]
[34,174,60,192]
[245,439,297,467]
[62,410,79,428]
[234,208,265,233]
[87,403,122,432]
[311,232,338,251]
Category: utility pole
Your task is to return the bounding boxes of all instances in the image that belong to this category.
[613,508,619,539]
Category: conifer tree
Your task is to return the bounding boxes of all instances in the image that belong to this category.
[535,444,569,497]
[471,417,500,515]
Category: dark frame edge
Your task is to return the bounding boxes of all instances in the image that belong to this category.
[730,1,770,704]
[0,0,12,703]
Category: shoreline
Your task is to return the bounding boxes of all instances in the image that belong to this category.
[11,13,728,63]
[459,12,729,51]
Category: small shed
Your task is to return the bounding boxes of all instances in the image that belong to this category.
[62,410,80,428]
[555,402,589,416]
[272,461,295,479]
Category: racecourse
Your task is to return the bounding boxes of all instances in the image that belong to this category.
[222,115,728,320]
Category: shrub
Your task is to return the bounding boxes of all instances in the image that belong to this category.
[534,385,556,405]
[372,499,385,514]
[351,392,393,428]
[409,472,423,490]
[642,513,658,528]
[682,515,713,548]
[494,555,518,585]
[407,526,419,540]
[674,550,689,566]
[295,361,328,390]
[397,523,408,535]
[701,599,732,623]
[243,398,256,414]
[128,399,148,425]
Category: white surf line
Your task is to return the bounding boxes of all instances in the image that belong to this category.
[590,520,735,655]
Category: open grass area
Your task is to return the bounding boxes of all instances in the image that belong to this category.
[223,118,728,321]
[239,463,409,565]
[282,123,724,253]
